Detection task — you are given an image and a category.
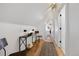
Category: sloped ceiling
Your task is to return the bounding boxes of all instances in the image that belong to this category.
[0,3,49,25]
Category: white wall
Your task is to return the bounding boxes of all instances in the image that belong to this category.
[0,3,49,40]
[0,3,49,26]
[66,3,79,56]
[0,22,36,56]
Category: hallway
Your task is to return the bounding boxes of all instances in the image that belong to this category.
[0,3,65,56]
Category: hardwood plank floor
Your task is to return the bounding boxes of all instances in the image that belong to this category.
[45,35,64,56]
[40,42,57,56]
[39,42,64,56]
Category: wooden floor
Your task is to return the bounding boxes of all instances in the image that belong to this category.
[45,35,64,56]
[26,39,58,56]
[39,41,64,56]
[40,42,57,56]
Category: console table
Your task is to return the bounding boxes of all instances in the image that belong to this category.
[19,31,39,52]
[19,33,32,51]
[9,39,45,56]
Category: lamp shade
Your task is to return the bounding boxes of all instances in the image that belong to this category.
[0,38,8,50]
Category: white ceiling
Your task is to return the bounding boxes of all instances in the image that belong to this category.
[0,3,49,25]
